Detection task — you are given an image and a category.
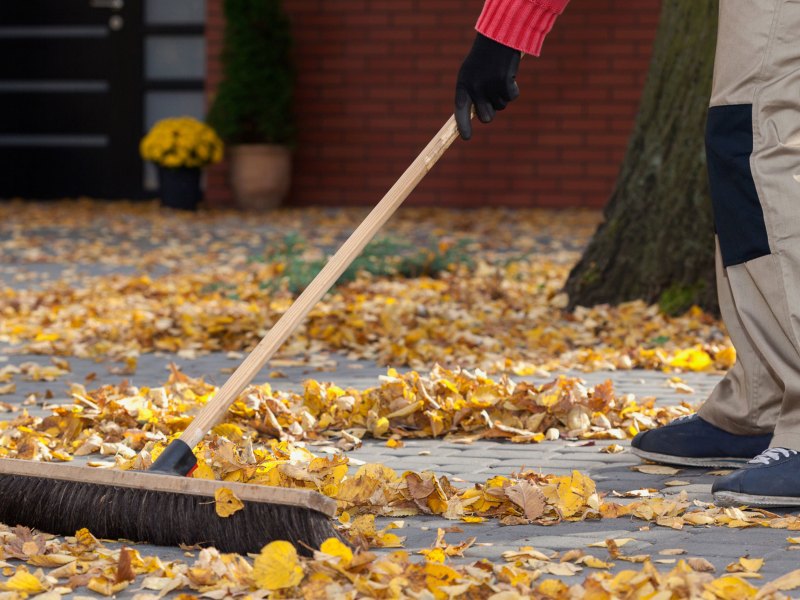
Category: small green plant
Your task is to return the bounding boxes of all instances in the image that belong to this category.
[206,0,295,145]
[258,234,475,294]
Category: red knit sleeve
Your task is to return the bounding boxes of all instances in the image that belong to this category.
[476,0,570,56]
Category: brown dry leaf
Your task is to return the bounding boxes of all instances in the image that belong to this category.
[631,464,682,475]
[505,482,546,520]
[687,557,716,572]
[115,548,136,584]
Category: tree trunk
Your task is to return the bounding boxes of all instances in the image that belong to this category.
[564,0,719,315]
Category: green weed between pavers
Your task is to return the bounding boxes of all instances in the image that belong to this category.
[255,233,476,294]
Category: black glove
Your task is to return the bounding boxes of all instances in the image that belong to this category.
[455,33,522,140]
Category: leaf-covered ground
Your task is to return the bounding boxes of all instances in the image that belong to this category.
[4,201,796,599]
[0,201,732,374]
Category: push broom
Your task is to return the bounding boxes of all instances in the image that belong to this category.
[0,114,466,555]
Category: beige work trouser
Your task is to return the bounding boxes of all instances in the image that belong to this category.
[696,0,800,450]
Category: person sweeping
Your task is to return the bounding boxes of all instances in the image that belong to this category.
[456,0,800,508]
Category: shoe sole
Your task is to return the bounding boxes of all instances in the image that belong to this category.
[630,447,750,468]
[714,491,800,508]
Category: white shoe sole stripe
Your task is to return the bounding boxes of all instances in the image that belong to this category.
[630,447,750,468]
[714,491,800,508]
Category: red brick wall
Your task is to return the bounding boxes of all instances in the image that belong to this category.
[206,0,661,209]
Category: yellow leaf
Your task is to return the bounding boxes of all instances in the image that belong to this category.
[214,487,244,518]
[669,347,712,371]
[376,532,406,548]
[726,557,764,573]
[554,470,596,518]
[2,569,47,593]
[87,576,129,596]
[600,444,624,454]
[319,538,353,567]
[421,548,447,563]
[212,423,244,442]
[253,541,304,590]
[537,579,569,596]
[191,460,216,480]
[461,516,485,524]
[373,417,390,437]
[703,575,758,598]
[75,528,99,548]
[579,556,615,569]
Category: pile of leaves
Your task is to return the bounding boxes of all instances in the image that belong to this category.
[0,366,693,465]
[3,367,800,533]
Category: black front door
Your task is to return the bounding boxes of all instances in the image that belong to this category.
[0,0,143,199]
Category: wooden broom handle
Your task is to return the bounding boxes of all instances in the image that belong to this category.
[180,115,462,448]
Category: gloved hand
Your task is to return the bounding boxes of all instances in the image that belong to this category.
[455,33,522,140]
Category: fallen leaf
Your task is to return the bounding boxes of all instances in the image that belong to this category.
[687,557,716,572]
[214,487,244,518]
[631,465,681,475]
[253,541,304,590]
[505,482,546,520]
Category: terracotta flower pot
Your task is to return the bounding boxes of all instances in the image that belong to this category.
[229,144,291,211]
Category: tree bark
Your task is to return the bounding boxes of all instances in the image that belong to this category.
[564,0,719,315]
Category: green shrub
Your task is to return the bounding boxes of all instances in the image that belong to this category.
[207,0,295,145]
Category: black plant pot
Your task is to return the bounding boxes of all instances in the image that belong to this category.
[158,166,202,211]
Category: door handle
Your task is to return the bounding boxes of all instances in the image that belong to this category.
[90,0,124,9]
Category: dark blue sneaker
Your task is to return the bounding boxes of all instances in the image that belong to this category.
[630,415,772,468]
[713,448,800,507]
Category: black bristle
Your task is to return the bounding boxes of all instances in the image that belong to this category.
[0,474,344,556]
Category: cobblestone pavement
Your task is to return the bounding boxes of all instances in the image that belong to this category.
[2,207,798,596]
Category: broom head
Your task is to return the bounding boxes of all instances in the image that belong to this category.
[0,458,341,556]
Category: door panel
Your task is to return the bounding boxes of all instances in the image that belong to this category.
[0,1,105,25]
[0,0,143,199]
[0,148,112,198]
[0,38,111,80]
[0,93,110,134]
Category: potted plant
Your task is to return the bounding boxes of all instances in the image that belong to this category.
[140,117,224,211]
[207,0,295,212]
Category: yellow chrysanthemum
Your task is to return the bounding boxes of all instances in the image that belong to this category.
[139,117,223,169]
